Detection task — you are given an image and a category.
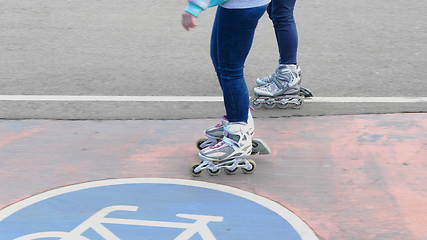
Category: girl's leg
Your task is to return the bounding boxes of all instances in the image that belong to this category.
[198,6,267,168]
[210,9,223,91]
[269,0,298,65]
[212,5,267,123]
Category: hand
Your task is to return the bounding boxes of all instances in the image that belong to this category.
[182,12,197,31]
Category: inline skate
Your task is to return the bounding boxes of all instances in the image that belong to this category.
[192,122,257,176]
[251,64,313,109]
[196,111,271,156]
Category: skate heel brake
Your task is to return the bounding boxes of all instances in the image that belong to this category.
[252,138,271,155]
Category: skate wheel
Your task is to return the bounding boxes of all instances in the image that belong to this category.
[242,160,256,174]
[207,167,220,176]
[291,100,303,109]
[196,138,208,150]
[224,167,238,175]
[265,102,276,109]
[191,163,203,177]
[277,102,289,109]
[251,99,263,109]
[292,104,302,109]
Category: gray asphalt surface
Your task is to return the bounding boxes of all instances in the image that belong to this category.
[0,0,426,119]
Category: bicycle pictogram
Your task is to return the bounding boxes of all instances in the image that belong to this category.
[15,205,224,240]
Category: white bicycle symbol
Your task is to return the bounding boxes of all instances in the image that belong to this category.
[15,205,224,240]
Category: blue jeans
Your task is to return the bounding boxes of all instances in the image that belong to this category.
[210,5,267,123]
[267,0,298,64]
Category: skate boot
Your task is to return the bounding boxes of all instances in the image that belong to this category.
[196,116,229,150]
[256,64,302,86]
[192,122,256,176]
[255,64,313,98]
[252,64,304,109]
[196,112,270,155]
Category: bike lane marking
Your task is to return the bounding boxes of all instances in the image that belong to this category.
[0,178,319,240]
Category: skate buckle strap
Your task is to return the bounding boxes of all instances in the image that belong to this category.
[223,134,240,148]
[272,75,289,87]
[210,140,226,149]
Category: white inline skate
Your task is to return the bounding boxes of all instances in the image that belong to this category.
[192,122,257,176]
[196,111,271,156]
[251,64,313,109]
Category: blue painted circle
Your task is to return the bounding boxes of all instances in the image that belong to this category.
[0,179,314,240]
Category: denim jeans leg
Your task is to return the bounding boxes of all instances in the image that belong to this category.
[271,0,298,64]
[211,6,267,122]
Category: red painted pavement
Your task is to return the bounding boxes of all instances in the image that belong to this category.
[0,113,426,239]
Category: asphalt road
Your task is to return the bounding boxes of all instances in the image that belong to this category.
[0,0,426,119]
